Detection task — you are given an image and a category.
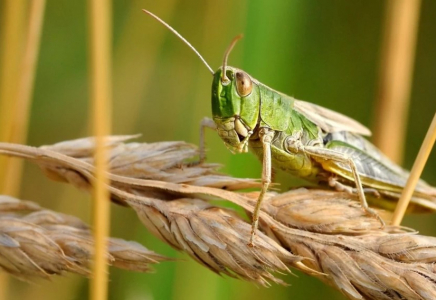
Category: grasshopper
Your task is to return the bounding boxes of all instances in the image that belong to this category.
[143,10,436,246]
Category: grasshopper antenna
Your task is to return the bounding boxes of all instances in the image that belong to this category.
[221,34,243,84]
[142,9,214,75]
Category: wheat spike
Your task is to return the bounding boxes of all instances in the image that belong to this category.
[0,195,167,280]
[1,137,436,299]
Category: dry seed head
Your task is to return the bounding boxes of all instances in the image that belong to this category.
[2,137,436,299]
[0,195,168,280]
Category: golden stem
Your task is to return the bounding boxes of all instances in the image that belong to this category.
[373,0,421,164]
[0,0,26,191]
[1,0,46,196]
[88,0,112,299]
[0,0,43,297]
[391,113,436,225]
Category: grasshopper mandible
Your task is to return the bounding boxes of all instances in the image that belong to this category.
[143,10,436,246]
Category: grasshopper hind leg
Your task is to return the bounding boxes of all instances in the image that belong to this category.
[303,146,386,227]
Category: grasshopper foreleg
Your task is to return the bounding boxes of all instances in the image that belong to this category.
[301,145,385,227]
[199,117,217,163]
[249,127,274,247]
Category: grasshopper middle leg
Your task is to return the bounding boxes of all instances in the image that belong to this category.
[328,176,381,198]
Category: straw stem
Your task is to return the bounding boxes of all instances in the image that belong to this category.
[391,113,436,225]
[1,0,46,196]
[373,0,421,163]
[0,0,44,297]
[88,0,112,299]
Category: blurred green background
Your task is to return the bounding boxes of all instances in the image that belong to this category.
[2,0,436,299]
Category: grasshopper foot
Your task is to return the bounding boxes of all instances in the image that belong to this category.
[248,233,256,247]
[363,206,386,228]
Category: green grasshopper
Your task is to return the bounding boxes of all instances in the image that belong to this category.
[143,10,436,246]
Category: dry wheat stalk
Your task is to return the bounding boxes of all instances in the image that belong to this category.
[0,194,167,281]
[1,136,436,299]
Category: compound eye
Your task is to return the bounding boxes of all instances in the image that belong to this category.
[235,71,253,97]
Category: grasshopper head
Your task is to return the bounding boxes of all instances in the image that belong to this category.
[211,67,260,153]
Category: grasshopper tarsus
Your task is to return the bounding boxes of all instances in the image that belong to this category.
[365,206,386,228]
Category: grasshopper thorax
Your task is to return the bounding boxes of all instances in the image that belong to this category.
[211,67,260,153]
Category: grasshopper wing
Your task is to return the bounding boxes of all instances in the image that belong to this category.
[321,140,409,190]
[293,99,371,136]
